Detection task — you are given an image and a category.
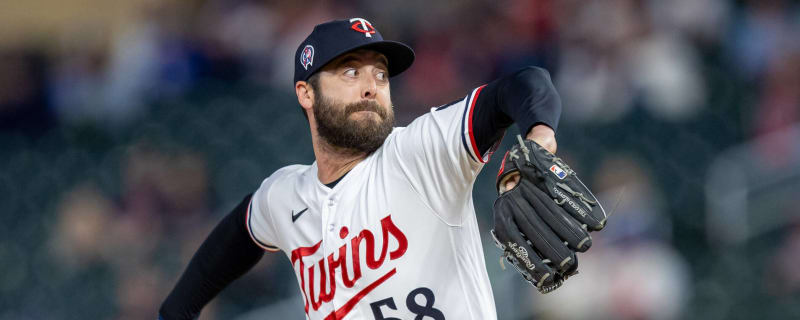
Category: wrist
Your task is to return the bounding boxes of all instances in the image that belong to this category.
[526,124,557,154]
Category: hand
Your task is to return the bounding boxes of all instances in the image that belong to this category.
[499,124,556,193]
[491,135,606,293]
[527,124,556,154]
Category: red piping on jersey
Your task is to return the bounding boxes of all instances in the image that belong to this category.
[290,215,408,316]
[292,240,324,313]
[324,268,397,320]
[467,85,487,163]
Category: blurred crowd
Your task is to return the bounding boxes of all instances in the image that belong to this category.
[1,0,799,319]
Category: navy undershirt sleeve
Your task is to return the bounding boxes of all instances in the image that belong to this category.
[159,194,265,320]
[470,66,562,156]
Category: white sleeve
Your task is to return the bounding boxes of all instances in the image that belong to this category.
[387,86,501,226]
[245,175,282,252]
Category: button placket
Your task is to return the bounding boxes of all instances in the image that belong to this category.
[319,195,330,253]
[323,195,339,312]
[321,195,337,256]
[327,197,336,233]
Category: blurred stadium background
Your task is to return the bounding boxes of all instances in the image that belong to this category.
[1,0,799,319]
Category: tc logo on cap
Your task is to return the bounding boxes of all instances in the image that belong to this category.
[300,45,314,70]
[349,18,376,38]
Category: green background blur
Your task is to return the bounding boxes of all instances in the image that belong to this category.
[1,0,799,319]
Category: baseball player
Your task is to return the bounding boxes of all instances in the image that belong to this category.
[159,17,605,320]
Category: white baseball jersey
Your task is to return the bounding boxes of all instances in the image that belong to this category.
[246,86,501,320]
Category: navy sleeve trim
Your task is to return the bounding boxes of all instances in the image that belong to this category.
[460,85,488,163]
[435,98,462,111]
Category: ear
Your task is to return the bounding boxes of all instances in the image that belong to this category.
[296,81,314,113]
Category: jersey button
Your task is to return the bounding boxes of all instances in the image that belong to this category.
[328,223,335,232]
[328,199,335,206]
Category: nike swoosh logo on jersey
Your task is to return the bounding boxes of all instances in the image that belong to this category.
[291,208,308,223]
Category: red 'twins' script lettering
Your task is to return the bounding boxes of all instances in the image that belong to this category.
[290,214,408,314]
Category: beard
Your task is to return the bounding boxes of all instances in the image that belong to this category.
[313,92,395,155]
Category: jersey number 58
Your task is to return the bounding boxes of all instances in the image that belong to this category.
[369,287,445,320]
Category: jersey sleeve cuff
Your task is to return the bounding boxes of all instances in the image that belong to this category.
[245,198,280,252]
[461,84,494,163]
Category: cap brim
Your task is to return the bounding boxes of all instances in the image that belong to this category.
[338,41,415,78]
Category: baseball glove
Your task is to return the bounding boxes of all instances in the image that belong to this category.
[491,135,606,293]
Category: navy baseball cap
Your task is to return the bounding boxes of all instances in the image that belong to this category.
[294,18,415,83]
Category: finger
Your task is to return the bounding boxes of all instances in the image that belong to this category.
[493,197,555,288]
[505,186,577,274]
[562,253,579,277]
[570,177,608,230]
[521,181,592,252]
[504,175,520,192]
[550,181,605,231]
[537,254,580,294]
[500,174,522,194]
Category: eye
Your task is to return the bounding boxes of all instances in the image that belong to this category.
[344,68,357,77]
[376,71,387,81]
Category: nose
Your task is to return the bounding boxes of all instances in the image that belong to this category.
[361,74,378,100]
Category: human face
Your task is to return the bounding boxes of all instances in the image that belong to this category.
[312,50,394,154]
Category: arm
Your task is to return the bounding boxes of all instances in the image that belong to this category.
[470,66,561,156]
[470,67,561,191]
[500,125,555,192]
[159,194,266,320]
[486,68,607,293]
[386,66,562,225]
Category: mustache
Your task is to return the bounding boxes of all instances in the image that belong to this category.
[344,100,386,118]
